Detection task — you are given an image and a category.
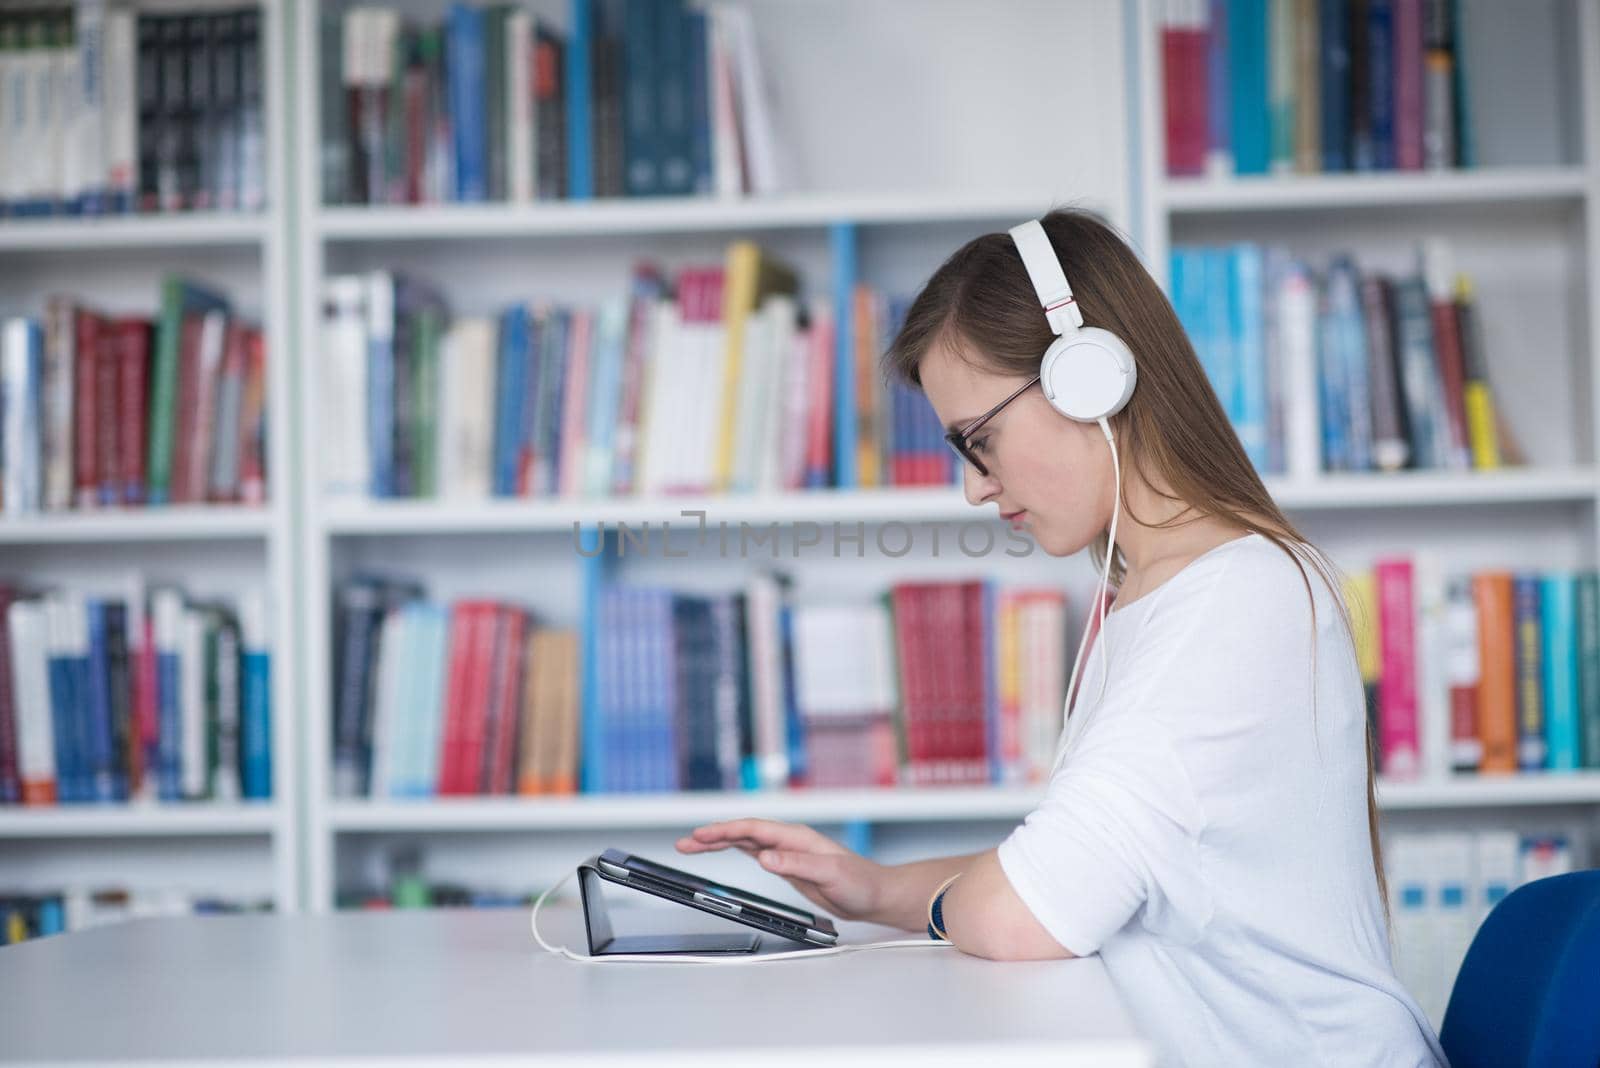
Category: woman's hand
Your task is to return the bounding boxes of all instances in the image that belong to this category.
[674,818,887,924]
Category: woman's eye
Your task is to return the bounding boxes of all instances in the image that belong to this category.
[970,436,991,455]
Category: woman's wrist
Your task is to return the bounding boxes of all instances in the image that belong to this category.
[871,855,981,931]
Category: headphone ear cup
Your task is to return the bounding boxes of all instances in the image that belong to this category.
[1040,328,1137,423]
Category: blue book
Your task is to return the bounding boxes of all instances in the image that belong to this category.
[1230,245,1269,472]
[447,4,487,202]
[566,0,595,199]
[622,0,658,196]
[1366,0,1395,170]
[831,223,857,488]
[494,306,529,496]
[1327,258,1372,471]
[1542,575,1581,770]
[1319,0,1350,170]
[45,603,82,803]
[685,8,711,193]
[656,0,693,195]
[1316,277,1352,471]
[154,597,184,802]
[84,600,118,802]
[584,299,628,495]
[240,595,273,801]
[366,274,395,497]
[1227,0,1269,174]
[539,310,572,496]
[778,601,807,786]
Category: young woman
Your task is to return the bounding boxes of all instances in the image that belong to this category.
[676,209,1445,1067]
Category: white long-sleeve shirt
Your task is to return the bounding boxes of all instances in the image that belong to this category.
[997,532,1446,1068]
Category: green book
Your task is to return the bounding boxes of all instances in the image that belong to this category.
[147,277,229,504]
[410,304,444,498]
[1577,572,1600,768]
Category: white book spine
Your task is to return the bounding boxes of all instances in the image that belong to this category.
[68,0,107,211]
[757,298,796,494]
[8,600,57,794]
[320,276,370,497]
[43,298,75,514]
[179,607,207,800]
[367,608,406,799]
[48,20,74,206]
[461,317,498,500]
[730,304,768,493]
[211,614,241,801]
[1413,553,1452,781]
[103,6,135,207]
[190,309,229,500]
[723,5,783,195]
[2,318,41,515]
[705,9,741,198]
[506,11,533,203]
[1278,262,1322,480]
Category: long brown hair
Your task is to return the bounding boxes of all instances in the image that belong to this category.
[884,206,1389,916]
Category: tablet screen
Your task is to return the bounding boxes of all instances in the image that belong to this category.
[618,852,825,929]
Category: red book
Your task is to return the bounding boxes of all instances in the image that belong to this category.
[890,584,926,786]
[1430,296,1472,468]
[457,601,499,794]
[1376,559,1421,779]
[437,603,478,794]
[803,301,834,489]
[94,321,120,506]
[1393,0,1425,170]
[484,607,527,795]
[962,581,990,784]
[171,313,204,504]
[403,62,427,204]
[73,310,102,509]
[115,319,152,506]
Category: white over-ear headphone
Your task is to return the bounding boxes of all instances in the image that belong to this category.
[1009,218,1136,769]
[1008,219,1137,423]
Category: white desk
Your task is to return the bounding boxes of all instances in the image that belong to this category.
[0,906,1151,1067]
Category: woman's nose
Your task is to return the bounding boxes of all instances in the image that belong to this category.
[962,463,1000,506]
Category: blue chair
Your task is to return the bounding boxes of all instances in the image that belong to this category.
[1439,869,1600,1068]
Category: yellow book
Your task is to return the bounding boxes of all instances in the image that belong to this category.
[714,242,797,491]
[854,286,882,488]
[1455,275,1502,470]
[1343,572,1380,687]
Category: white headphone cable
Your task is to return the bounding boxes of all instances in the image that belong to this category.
[529,868,955,964]
[1052,418,1122,776]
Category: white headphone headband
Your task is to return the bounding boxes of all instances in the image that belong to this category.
[1009,219,1085,336]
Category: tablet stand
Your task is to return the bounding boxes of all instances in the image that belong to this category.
[577,863,762,955]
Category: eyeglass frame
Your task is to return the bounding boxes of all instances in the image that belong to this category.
[943,373,1042,478]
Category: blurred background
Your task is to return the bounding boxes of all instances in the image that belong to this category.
[0,0,1596,1026]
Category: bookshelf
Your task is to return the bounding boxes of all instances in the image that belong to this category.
[0,0,299,915]
[289,0,1600,918]
[6,0,1600,932]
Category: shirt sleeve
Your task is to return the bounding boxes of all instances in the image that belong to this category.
[996,715,1200,957]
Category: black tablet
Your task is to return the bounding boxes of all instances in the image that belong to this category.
[590,848,839,948]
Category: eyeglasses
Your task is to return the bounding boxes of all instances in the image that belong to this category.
[943,373,1041,478]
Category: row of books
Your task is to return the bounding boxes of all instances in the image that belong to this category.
[1387,830,1577,1026]
[1345,563,1600,780]
[325,0,782,206]
[0,886,271,945]
[1,280,268,516]
[338,882,535,911]
[1161,0,1471,177]
[0,585,272,806]
[0,5,265,218]
[332,572,1072,799]
[1171,240,1513,478]
[318,254,952,501]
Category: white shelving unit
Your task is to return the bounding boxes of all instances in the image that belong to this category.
[286,0,1600,913]
[0,0,300,914]
[11,0,1600,918]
